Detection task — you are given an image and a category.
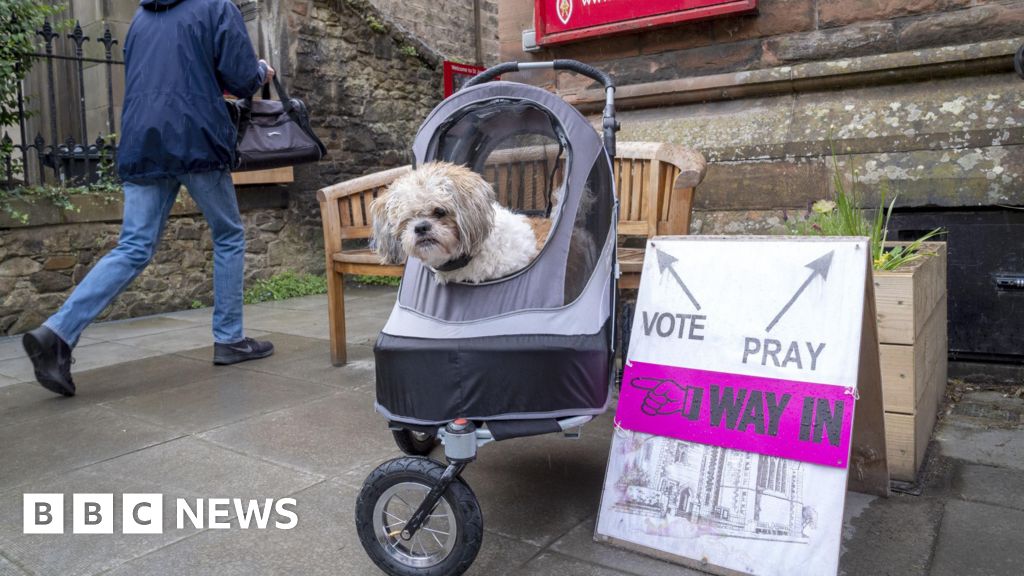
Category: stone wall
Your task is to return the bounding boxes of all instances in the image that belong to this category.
[369,0,499,64]
[258,0,445,266]
[0,193,302,336]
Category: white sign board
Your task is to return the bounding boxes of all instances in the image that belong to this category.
[596,236,887,576]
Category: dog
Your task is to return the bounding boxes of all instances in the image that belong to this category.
[370,162,540,284]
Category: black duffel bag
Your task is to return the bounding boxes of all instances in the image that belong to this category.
[228,73,326,171]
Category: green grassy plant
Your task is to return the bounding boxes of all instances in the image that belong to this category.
[350,274,401,287]
[794,154,942,271]
[243,272,328,304]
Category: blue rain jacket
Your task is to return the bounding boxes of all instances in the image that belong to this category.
[117,0,266,181]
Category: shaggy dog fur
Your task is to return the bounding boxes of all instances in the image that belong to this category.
[371,162,540,284]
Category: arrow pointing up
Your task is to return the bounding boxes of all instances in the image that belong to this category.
[655,247,701,310]
[765,250,834,333]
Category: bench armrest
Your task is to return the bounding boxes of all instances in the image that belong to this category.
[616,142,706,189]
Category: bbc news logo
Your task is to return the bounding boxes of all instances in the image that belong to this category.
[23,494,298,534]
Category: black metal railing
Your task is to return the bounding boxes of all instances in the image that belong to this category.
[2,19,123,188]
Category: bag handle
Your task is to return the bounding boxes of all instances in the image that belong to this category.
[239,65,293,113]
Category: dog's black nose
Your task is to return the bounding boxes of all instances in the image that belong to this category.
[414,221,432,235]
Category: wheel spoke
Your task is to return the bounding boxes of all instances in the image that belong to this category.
[370,477,464,569]
[393,494,416,511]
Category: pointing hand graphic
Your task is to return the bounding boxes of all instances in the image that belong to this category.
[630,377,690,416]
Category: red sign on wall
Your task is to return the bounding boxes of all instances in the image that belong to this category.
[535,0,758,46]
[443,61,489,97]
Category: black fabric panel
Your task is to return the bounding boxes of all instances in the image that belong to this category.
[487,419,562,441]
[374,322,612,424]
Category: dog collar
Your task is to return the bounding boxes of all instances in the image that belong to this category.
[434,253,473,272]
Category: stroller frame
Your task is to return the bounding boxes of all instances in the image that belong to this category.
[355,59,619,576]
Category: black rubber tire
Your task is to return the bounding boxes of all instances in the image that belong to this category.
[392,429,438,456]
[355,457,483,576]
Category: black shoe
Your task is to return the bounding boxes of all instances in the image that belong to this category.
[22,326,76,397]
[213,337,274,365]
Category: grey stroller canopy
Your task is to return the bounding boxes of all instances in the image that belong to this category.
[374,78,618,426]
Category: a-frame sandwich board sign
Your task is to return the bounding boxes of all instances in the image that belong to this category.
[596,236,888,576]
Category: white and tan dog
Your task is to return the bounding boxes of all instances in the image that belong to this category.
[371,162,540,284]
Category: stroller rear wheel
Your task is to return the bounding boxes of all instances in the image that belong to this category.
[392,429,438,456]
[356,457,483,576]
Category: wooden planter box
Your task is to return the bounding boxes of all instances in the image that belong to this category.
[874,242,948,482]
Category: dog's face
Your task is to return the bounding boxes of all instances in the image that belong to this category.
[371,162,495,269]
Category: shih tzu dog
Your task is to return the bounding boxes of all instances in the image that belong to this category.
[371,162,540,284]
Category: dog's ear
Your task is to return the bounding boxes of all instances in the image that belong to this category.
[448,167,495,258]
[370,194,405,265]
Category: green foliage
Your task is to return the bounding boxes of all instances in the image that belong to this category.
[350,274,401,287]
[0,1,65,159]
[398,44,418,58]
[793,152,943,271]
[190,300,204,309]
[243,271,328,304]
[365,14,386,33]
[2,135,121,224]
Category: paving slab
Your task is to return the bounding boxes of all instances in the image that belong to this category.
[126,325,272,354]
[0,374,20,389]
[838,493,943,576]
[509,551,633,576]
[0,437,319,576]
[0,353,221,429]
[839,490,877,560]
[102,478,540,576]
[0,405,181,493]
[0,340,163,382]
[242,309,333,341]
[935,423,1024,471]
[0,338,26,362]
[460,412,615,548]
[550,517,705,576]
[235,342,377,395]
[154,307,213,324]
[101,368,335,434]
[245,294,330,311]
[931,500,1024,576]
[0,555,26,576]
[80,315,198,342]
[175,332,326,368]
[198,389,403,484]
[956,463,1024,512]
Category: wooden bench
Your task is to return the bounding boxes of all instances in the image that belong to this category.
[317,142,706,365]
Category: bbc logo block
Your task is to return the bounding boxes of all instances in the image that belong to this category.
[23,494,296,534]
[23,494,63,534]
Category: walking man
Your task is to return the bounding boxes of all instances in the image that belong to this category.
[22,0,276,396]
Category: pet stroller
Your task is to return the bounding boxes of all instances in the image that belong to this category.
[355,60,620,576]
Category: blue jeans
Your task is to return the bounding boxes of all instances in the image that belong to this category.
[45,170,245,347]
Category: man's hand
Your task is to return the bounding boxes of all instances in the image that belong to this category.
[259,59,275,86]
[630,377,690,416]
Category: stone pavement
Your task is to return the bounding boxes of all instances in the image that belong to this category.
[0,285,1021,576]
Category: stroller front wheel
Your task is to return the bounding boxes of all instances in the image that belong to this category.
[356,457,483,576]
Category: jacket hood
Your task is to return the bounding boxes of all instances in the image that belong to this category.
[140,0,187,10]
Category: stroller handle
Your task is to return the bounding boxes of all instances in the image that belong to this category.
[463,59,621,156]
[1016,44,1024,79]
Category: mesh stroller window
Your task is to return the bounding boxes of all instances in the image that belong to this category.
[429,99,568,240]
[563,157,614,303]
